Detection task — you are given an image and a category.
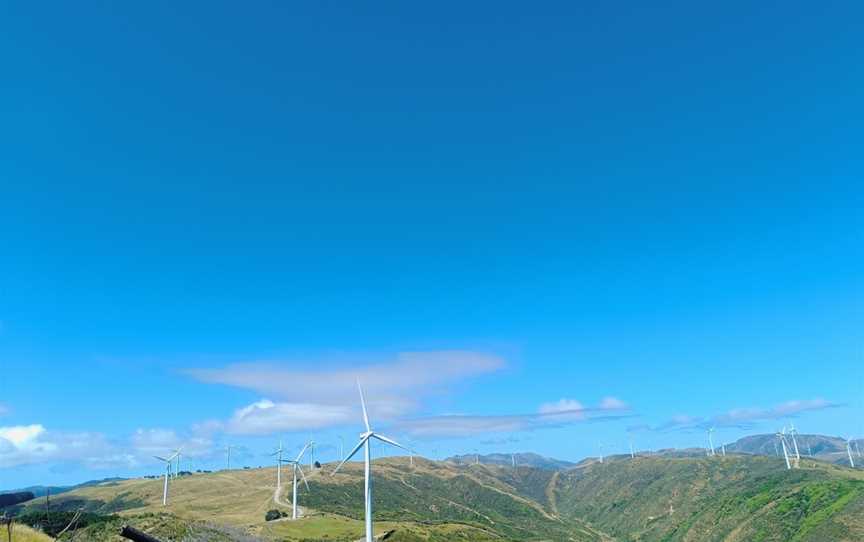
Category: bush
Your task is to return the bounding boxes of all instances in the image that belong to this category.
[264,509,285,522]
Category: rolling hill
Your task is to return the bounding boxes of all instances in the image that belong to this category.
[445,452,577,470]
[4,454,864,541]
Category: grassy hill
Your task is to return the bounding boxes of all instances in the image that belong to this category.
[445,452,577,470]
[4,455,864,541]
[726,433,862,467]
[552,454,864,541]
[1,523,54,542]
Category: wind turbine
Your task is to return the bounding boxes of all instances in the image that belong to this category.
[281,442,312,520]
[707,427,716,457]
[776,429,791,470]
[788,424,801,461]
[154,451,179,505]
[172,447,183,479]
[225,445,234,471]
[271,440,286,490]
[309,440,316,469]
[846,438,856,468]
[332,380,414,542]
[629,436,635,459]
[598,442,604,464]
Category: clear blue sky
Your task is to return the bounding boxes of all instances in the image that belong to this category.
[1,1,862,488]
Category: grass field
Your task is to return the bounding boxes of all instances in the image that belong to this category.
[2,523,54,542]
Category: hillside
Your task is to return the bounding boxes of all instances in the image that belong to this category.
[4,455,864,541]
[726,433,863,466]
[1,523,54,542]
[553,454,864,541]
[446,452,577,470]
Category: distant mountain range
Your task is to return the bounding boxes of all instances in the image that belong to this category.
[445,451,577,470]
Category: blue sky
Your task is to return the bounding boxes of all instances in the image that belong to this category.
[1,1,862,488]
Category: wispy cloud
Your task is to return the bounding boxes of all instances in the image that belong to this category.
[0,404,9,417]
[394,397,631,438]
[643,398,841,433]
[187,350,504,434]
[222,400,354,435]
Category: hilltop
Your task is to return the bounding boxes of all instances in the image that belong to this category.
[445,452,577,470]
[726,433,863,466]
[4,454,864,541]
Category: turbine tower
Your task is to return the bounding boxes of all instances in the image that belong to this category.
[154,451,179,506]
[788,424,801,461]
[225,445,234,471]
[707,427,716,457]
[776,429,791,470]
[172,447,183,479]
[847,438,856,468]
[281,442,312,520]
[271,440,285,489]
[332,379,414,542]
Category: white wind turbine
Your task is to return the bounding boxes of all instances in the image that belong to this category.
[271,440,286,490]
[309,440,316,469]
[629,436,635,459]
[332,380,414,542]
[172,447,183,479]
[846,438,856,468]
[707,427,716,457]
[788,424,801,461]
[282,442,312,520]
[225,445,234,471]
[776,429,791,470]
[154,451,179,505]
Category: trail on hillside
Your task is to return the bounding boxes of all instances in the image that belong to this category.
[546,471,560,517]
[466,468,559,521]
[273,482,304,518]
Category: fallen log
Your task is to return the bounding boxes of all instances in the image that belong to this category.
[119,524,163,542]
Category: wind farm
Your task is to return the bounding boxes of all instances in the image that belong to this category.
[2,1,862,541]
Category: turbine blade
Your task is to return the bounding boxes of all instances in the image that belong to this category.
[295,442,312,463]
[373,433,412,454]
[297,464,311,491]
[332,436,369,475]
[358,378,371,431]
[154,456,168,462]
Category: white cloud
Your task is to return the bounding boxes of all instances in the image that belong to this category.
[651,398,841,432]
[187,350,504,435]
[224,399,353,435]
[0,425,112,468]
[538,399,585,414]
[130,428,212,459]
[0,424,46,447]
[0,423,215,470]
[396,398,632,438]
[600,397,628,410]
